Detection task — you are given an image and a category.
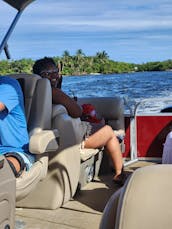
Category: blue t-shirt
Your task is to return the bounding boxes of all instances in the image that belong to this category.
[0,76,29,154]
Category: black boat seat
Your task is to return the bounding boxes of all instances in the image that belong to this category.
[100,164,172,229]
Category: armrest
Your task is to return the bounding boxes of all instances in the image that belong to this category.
[29,129,59,154]
[52,104,87,146]
[52,104,68,118]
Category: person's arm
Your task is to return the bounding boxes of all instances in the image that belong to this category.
[52,88,82,118]
[0,102,5,111]
[0,101,22,177]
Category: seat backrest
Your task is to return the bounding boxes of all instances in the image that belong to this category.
[100,164,172,229]
[78,97,124,130]
[6,74,52,134]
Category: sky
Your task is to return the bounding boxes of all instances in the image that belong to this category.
[0,0,172,63]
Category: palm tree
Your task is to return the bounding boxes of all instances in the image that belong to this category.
[96,50,109,60]
[76,49,85,57]
[74,49,85,74]
[62,50,70,60]
[62,50,73,70]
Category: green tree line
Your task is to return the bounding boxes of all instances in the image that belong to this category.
[0,49,172,76]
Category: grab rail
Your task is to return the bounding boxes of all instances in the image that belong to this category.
[123,97,172,166]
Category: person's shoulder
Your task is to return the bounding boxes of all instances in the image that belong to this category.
[0,76,18,84]
[0,76,21,94]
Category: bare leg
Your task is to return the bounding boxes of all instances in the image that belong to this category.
[6,156,21,174]
[83,125,123,179]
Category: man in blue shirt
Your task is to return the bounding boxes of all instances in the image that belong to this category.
[0,76,35,177]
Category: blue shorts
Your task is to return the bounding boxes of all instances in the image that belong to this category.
[16,152,36,171]
[5,151,35,171]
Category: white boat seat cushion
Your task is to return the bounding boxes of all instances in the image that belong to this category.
[52,105,101,161]
[29,129,59,154]
[80,148,101,161]
[100,164,172,229]
[0,156,15,228]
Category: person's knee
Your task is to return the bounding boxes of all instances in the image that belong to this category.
[104,125,114,136]
[104,124,112,131]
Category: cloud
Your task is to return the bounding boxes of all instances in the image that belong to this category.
[1,0,172,63]
[2,0,172,32]
[16,0,172,34]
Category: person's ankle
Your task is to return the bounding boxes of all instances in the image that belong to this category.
[114,171,121,179]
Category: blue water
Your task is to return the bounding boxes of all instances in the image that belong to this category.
[62,71,172,113]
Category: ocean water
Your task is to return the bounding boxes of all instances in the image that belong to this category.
[62,71,172,113]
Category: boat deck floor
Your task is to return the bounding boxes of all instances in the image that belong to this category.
[15,161,156,229]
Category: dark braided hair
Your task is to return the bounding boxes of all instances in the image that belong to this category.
[32,57,56,75]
